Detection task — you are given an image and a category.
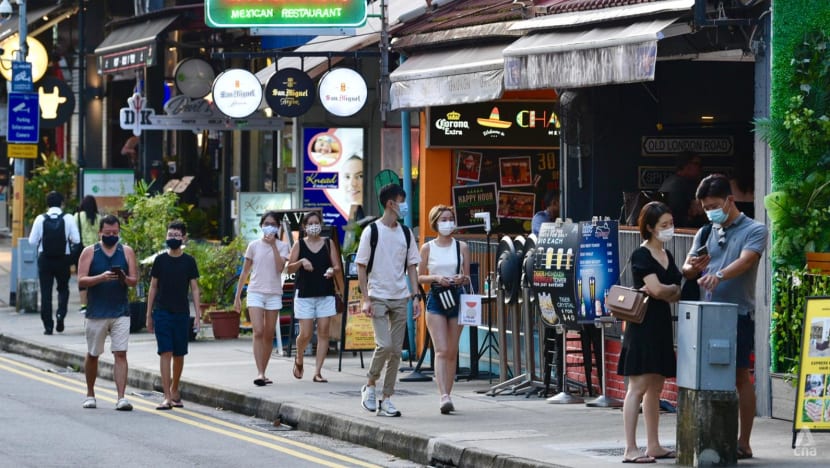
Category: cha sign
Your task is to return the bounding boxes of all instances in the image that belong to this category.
[205,0,367,28]
[428,101,560,149]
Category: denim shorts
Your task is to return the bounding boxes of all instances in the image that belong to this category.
[426,290,460,319]
[153,309,190,356]
[736,314,754,369]
[246,291,283,310]
[294,295,336,320]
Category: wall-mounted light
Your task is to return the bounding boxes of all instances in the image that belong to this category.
[701,115,715,121]
[86,86,102,99]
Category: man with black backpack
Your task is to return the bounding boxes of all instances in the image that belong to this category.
[28,191,80,335]
[355,183,422,417]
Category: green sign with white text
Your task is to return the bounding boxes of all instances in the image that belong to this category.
[205,0,367,28]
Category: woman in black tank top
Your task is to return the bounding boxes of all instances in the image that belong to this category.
[286,212,343,382]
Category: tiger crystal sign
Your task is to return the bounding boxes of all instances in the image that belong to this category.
[205,0,367,28]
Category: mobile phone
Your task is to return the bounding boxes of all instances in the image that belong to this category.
[111,266,122,274]
[695,245,709,257]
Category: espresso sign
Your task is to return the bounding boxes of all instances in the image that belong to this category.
[265,68,314,117]
[428,101,560,149]
[212,69,263,119]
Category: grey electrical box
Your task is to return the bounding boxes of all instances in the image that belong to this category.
[677,301,738,391]
[17,237,38,281]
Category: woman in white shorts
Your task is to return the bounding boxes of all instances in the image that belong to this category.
[286,211,343,383]
[234,211,290,387]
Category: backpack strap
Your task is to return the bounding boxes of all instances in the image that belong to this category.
[366,221,412,275]
[455,238,461,275]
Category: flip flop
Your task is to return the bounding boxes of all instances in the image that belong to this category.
[736,447,753,459]
[648,450,676,460]
[264,378,273,385]
[293,359,303,379]
[156,401,173,410]
[622,455,655,464]
[253,378,267,387]
[313,375,328,383]
[171,399,184,408]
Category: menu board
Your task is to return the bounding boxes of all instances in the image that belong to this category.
[794,297,830,437]
[341,278,375,351]
[532,221,580,328]
[576,220,620,322]
[452,183,497,229]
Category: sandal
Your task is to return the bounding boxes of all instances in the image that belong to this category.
[156,401,173,411]
[293,358,304,379]
[171,399,184,408]
[313,374,328,383]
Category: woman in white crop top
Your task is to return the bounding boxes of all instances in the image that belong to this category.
[417,205,471,415]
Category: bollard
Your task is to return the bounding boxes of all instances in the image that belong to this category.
[676,301,739,467]
[16,278,39,314]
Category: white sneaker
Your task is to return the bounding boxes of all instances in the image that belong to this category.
[82,397,96,409]
[440,395,454,414]
[78,305,86,316]
[361,385,376,412]
[115,398,133,411]
[377,398,401,417]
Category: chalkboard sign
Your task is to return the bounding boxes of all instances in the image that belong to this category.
[532,221,580,328]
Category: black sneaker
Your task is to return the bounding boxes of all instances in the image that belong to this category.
[44,329,53,335]
[56,318,65,333]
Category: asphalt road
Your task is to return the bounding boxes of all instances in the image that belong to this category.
[0,353,422,468]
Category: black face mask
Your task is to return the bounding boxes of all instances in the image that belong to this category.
[101,235,119,247]
[166,238,182,250]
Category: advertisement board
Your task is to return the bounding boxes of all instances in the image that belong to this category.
[576,220,620,322]
[533,221,581,328]
[794,297,830,436]
[342,278,375,351]
[237,192,294,242]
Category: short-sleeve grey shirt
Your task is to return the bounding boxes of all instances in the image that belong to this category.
[687,213,768,316]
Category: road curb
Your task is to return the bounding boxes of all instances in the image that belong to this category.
[0,332,562,467]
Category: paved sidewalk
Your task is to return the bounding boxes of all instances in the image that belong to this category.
[0,238,826,467]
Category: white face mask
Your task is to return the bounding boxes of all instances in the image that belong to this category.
[262,225,279,237]
[437,221,456,236]
[305,224,322,236]
[656,227,674,243]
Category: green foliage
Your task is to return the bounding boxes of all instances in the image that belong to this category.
[24,154,78,224]
[120,181,182,299]
[764,169,830,268]
[771,269,830,376]
[186,236,246,310]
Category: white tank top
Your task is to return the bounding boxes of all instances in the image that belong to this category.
[427,239,462,277]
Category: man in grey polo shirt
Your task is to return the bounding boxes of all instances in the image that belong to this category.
[682,174,767,460]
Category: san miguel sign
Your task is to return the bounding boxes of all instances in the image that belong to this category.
[119,93,284,135]
[427,101,560,149]
[205,0,367,28]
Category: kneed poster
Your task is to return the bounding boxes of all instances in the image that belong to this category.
[302,127,364,239]
[576,220,620,322]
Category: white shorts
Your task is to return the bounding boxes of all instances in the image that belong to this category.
[293,295,336,320]
[246,291,283,310]
[85,316,131,357]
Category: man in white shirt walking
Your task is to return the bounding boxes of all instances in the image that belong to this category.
[356,184,422,417]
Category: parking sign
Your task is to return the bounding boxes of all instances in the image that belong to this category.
[7,92,39,144]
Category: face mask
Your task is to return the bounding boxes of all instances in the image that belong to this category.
[396,201,409,220]
[166,238,183,250]
[262,225,279,237]
[656,227,674,243]
[305,224,322,236]
[437,221,456,236]
[706,208,728,225]
[101,235,119,247]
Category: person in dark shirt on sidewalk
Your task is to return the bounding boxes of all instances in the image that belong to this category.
[146,220,201,410]
[77,215,138,411]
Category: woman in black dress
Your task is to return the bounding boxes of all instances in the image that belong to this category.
[618,201,681,463]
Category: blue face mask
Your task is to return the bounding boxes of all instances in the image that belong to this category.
[396,201,409,220]
[706,208,727,225]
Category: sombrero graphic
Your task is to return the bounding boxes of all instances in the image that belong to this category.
[477,106,512,129]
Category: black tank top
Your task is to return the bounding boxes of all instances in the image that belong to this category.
[296,238,336,298]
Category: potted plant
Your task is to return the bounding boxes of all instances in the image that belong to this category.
[119,181,182,331]
[24,153,79,224]
[186,237,245,339]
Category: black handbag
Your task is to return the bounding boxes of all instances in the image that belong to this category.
[680,224,713,301]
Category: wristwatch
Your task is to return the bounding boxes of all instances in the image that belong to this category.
[715,270,725,280]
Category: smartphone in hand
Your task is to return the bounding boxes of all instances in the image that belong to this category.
[695,245,709,257]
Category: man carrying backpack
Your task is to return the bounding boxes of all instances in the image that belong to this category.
[355,183,422,417]
[28,191,80,335]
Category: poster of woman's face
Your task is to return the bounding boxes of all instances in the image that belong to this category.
[303,128,364,232]
[456,150,482,182]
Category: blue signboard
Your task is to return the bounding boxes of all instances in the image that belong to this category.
[7,92,39,144]
[576,220,620,322]
[11,61,32,92]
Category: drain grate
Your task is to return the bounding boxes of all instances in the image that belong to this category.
[249,421,294,432]
[584,445,675,457]
[332,389,421,398]
[46,366,79,374]
[131,391,163,398]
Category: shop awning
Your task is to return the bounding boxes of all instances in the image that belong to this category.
[389,44,506,110]
[0,5,64,42]
[502,17,680,89]
[94,16,178,74]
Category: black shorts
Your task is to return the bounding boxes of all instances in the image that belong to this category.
[736,314,754,369]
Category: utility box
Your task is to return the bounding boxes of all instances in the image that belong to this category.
[677,301,738,391]
[17,238,39,281]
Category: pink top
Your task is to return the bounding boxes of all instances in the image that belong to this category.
[244,239,290,294]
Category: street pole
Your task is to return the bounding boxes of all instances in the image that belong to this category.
[12,0,28,242]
